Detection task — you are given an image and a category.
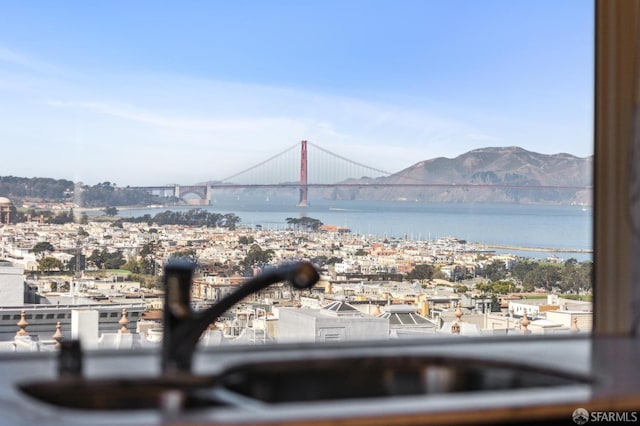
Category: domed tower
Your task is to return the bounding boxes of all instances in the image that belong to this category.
[0,197,16,225]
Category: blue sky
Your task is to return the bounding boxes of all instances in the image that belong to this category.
[0,1,593,185]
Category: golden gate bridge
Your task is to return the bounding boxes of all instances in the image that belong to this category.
[132,140,591,206]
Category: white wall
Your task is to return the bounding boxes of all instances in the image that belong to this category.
[71,309,99,349]
[277,309,317,343]
[278,308,389,343]
[0,262,24,306]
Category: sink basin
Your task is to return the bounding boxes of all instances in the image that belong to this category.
[218,355,590,404]
[18,354,590,410]
[19,375,225,410]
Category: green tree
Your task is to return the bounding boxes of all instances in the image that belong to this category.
[32,242,55,260]
[285,216,323,231]
[66,254,86,273]
[521,280,535,292]
[133,209,238,228]
[238,236,255,245]
[310,255,328,266]
[87,248,124,270]
[140,242,157,257]
[173,248,197,261]
[490,280,514,294]
[476,282,492,293]
[511,261,537,282]
[123,258,141,274]
[560,260,592,293]
[103,250,125,269]
[88,249,104,269]
[407,264,434,282]
[221,213,240,230]
[490,295,501,312]
[433,266,447,281]
[454,285,469,293]
[140,256,155,275]
[104,206,118,216]
[241,244,274,269]
[483,261,507,281]
[49,210,74,224]
[139,243,158,273]
[38,256,63,273]
[565,258,579,266]
[578,261,593,291]
[0,176,74,199]
[523,264,561,291]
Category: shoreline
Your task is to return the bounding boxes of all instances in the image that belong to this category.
[482,243,592,254]
[70,203,592,259]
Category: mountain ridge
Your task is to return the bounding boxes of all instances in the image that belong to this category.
[328,146,592,205]
[0,147,593,207]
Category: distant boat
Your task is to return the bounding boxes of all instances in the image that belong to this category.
[265,196,270,202]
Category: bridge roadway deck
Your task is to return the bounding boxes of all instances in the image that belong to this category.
[134,183,592,190]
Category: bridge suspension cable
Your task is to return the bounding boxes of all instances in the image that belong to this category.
[219,142,299,183]
[307,141,392,177]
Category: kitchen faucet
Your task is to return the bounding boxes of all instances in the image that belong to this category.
[161,259,319,374]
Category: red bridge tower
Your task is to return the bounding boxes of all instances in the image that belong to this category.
[298,140,308,206]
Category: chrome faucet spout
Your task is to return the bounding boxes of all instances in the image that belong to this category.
[161,260,319,374]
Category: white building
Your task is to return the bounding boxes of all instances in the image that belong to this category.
[378,304,437,338]
[278,300,388,343]
[0,261,24,306]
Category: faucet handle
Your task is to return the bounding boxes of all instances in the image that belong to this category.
[287,261,320,289]
[58,339,83,378]
[162,259,197,374]
[164,259,196,319]
[161,260,320,375]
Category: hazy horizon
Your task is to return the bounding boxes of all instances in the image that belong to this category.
[1,1,593,186]
[0,144,594,187]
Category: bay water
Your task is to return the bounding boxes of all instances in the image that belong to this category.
[114,193,592,261]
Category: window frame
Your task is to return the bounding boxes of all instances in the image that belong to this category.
[593,0,639,336]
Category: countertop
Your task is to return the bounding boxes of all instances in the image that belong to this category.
[0,335,636,426]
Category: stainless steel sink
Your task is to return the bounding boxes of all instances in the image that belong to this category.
[19,375,225,410]
[18,354,590,410]
[217,354,591,404]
